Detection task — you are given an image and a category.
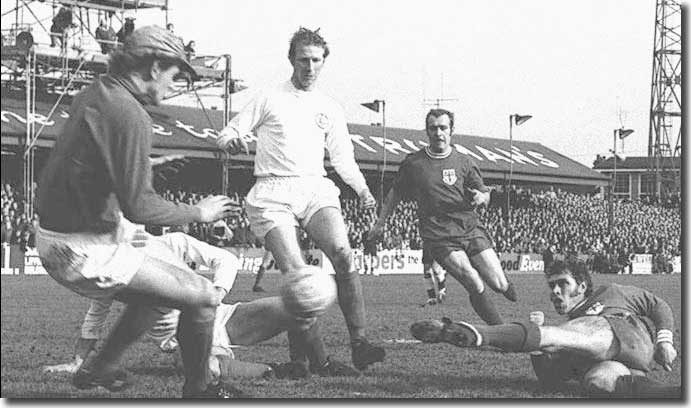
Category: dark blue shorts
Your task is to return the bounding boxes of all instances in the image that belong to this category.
[424,224,494,263]
[546,314,655,377]
[605,313,655,372]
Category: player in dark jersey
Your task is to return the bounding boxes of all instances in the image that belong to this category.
[410,259,680,398]
[370,108,516,324]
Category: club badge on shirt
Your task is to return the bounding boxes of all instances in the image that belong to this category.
[442,169,457,185]
[315,113,330,130]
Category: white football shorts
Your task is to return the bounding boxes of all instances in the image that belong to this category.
[245,176,341,239]
[36,224,145,302]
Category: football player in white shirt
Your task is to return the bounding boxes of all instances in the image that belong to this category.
[216,27,385,371]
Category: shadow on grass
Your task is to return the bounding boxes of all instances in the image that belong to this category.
[317,371,583,398]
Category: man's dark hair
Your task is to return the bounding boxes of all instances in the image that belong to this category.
[108,49,181,80]
[425,108,455,133]
[546,259,593,297]
[288,27,329,62]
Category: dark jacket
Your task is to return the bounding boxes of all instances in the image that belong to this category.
[37,75,199,233]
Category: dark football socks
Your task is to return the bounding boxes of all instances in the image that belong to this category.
[90,305,159,374]
[177,312,214,394]
[468,288,503,325]
[335,271,367,340]
[287,320,328,369]
[502,281,518,302]
[474,322,542,352]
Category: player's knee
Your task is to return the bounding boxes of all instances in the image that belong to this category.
[189,279,221,309]
[329,244,353,274]
[452,267,483,291]
[582,361,630,395]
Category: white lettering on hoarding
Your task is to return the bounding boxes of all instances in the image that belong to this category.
[475,146,513,163]
[152,123,173,136]
[453,143,484,161]
[519,255,544,272]
[402,138,422,152]
[495,147,539,166]
[1,108,566,170]
[349,133,377,152]
[369,136,412,155]
[527,151,559,168]
[175,120,219,140]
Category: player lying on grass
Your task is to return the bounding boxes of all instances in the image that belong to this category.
[370,108,516,325]
[44,228,360,382]
[410,259,680,398]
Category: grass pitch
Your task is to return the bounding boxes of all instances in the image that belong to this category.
[1,273,682,399]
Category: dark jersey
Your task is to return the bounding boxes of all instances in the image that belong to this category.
[567,283,674,335]
[396,148,489,241]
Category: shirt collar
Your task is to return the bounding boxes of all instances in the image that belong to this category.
[286,79,317,95]
[424,146,452,159]
[110,74,155,106]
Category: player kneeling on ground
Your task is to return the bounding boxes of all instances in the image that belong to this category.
[410,259,680,398]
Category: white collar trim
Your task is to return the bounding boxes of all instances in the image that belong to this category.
[424,147,452,159]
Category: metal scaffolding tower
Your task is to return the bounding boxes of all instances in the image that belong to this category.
[2,0,238,214]
[647,0,682,199]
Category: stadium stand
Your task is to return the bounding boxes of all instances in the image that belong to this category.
[1,177,679,274]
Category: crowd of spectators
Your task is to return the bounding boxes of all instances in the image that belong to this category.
[46,8,197,59]
[2,180,681,274]
[1,183,38,252]
[341,187,680,274]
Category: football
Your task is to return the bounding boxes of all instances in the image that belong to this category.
[280,266,337,317]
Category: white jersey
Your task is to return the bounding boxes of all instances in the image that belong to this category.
[218,81,368,195]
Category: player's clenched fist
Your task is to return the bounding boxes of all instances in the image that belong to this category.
[194,195,236,223]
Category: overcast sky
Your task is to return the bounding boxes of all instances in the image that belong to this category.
[2,0,667,166]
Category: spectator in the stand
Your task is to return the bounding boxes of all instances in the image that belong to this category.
[230,218,252,248]
[63,23,81,52]
[95,19,117,54]
[543,244,555,271]
[1,218,13,244]
[184,41,196,60]
[50,6,72,49]
[18,227,35,252]
[116,18,135,44]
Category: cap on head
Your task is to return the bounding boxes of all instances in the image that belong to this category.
[122,25,196,77]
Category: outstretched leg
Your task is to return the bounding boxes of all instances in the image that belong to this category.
[411,316,617,361]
